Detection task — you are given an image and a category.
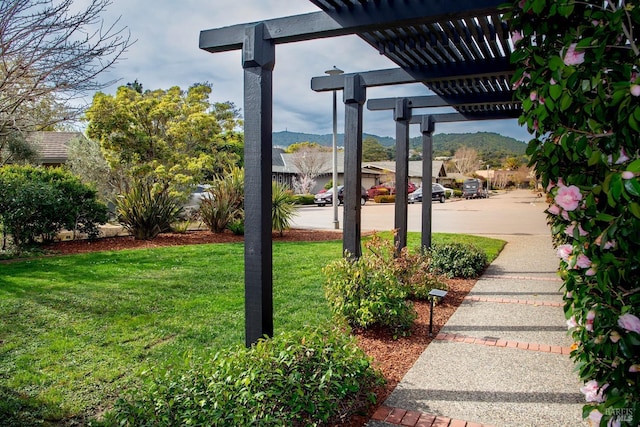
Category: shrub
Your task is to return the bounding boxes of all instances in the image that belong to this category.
[272,182,297,236]
[293,193,315,205]
[116,179,183,240]
[373,194,395,203]
[104,326,383,427]
[0,165,108,251]
[324,245,416,337]
[199,168,244,233]
[429,242,488,278]
[363,233,447,300]
[507,1,640,423]
[453,190,463,198]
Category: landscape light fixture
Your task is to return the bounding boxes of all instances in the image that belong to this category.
[428,289,448,336]
[325,66,344,229]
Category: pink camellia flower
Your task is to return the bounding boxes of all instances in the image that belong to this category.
[580,380,607,402]
[608,147,630,165]
[566,316,578,329]
[530,91,537,101]
[547,204,561,215]
[519,0,526,8]
[511,30,523,45]
[563,43,585,66]
[631,84,640,97]
[565,222,588,237]
[555,185,582,211]
[575,254,592,269]
[622,171,635,179]
[618,313,640,334]
[585,310,596,331]
[561,210,570,221]
[630,364,640,373]
[566,291,573,299]
[585,267,596,276]
[588,409,603,424]
[557,244,573,261]
[550,77,557,85]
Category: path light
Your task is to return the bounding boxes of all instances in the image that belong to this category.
[325,66,344,229]
[428,289,448,336]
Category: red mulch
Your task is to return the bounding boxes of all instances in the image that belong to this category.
[41,229,476,426]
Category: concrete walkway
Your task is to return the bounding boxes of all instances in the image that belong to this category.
[365,233,587,427]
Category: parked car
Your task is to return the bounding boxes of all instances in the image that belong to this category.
[314,186,368,206]
[408,183,446,203]
[185,184,212,209]
[462,179,487,199]
[367,182,417,198]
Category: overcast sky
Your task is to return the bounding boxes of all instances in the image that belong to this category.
[95,0,531,142]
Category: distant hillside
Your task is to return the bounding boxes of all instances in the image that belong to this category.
[272,131,395,148]
[419,132,527,158]
[273,130,527,159]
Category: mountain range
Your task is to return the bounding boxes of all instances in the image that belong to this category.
[272,130,528,158]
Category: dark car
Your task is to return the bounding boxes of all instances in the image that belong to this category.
[462,179,487,199]
[408,183,446,204]
[314,186,368,206]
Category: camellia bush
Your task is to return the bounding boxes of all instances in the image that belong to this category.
[506,1,639,425]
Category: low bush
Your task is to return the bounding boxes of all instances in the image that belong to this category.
[117,179,183,240]
[200,168,244,233]
[324,244,416,338]
[104,326,383,427]
[373,194,395,203]
[272,182,297,236]
[293,194,315,205]
[363,233,447,300]
[0,165,108,251]
[429,242,488,278]
[453,190,463,198]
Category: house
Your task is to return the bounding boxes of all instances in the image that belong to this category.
[25,131,86,166]
[362,160,448,188]
[272,148,379,193]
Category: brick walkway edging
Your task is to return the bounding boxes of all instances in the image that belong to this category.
[434,332,572,355]
[463,295,563,307]
[371,405,496,427]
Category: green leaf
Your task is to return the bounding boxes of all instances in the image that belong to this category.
[560,94,573,111]
[627,159,640,173]
[624,178,640,197]
[549,84,562,100]
[629,203,640,219]
[532,0,546,14]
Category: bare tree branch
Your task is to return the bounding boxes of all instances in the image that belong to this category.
[0,0,132,162]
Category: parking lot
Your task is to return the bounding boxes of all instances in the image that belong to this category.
[292,189,551,237]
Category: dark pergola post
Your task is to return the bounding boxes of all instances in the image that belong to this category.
[420,115,435,252]
[342,74,366,259]
[242,23,275,347]
[394,98,410,256]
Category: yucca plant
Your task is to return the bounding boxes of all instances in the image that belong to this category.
[117,179,183,240]
[272,181,297,236]
[200,168,244,233]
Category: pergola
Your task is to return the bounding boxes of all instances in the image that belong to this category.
[199,0,522,346]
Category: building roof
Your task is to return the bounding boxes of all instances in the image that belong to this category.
[26,131,85,165]
[363,160,446,179]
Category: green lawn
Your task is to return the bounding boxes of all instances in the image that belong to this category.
[0,232,504,424]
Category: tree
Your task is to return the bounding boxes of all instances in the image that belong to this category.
[503,156,523,171]
[362,136,390,162]
[66,135,117,203]
[0,0,131,163]
[85,84,243,194]
[288,145,329,194]
[507,0,640,424]
[453,146,480,175]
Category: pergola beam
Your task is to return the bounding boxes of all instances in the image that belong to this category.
[310,61,513,92]
[367,92,516,110]
[200,1,504,53]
